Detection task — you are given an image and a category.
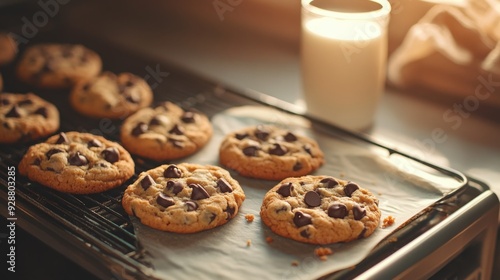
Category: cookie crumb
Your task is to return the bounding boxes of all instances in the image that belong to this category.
[265,236,274,243]
[291,260,299,267]
[245,214,255,222]
[381,215,395,228]
[314,247,333,260]
[246,239,252,247]
[387,237,398,243]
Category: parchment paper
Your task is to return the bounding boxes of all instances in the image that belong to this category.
[131,106,463,280]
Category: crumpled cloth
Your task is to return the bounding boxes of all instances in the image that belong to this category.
[388,0,500,108]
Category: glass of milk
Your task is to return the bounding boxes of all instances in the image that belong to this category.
[301,0,391,131]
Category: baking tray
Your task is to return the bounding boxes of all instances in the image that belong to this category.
[0,28,472,279]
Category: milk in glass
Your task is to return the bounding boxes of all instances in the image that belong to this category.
[301,0,391,130]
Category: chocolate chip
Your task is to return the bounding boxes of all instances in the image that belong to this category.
[276,205,290,213]
[41,60,55,73]
[140,175,155,190]
[164,165,182,178]
[358,227,367,239]
[5,106,21,118]
[1,98,10,105]
[149,115,168,126]
[168,124,184,135]
[235,133,248,140]
[68,152,88,166]
[277,182,293,197]
[80,52,90,64]
[328,202,347,218]
[190,184,210,200]
[303,144,313,156]
[185,201,198,211]
[87,139,103,148]
[33,107,48,118]
[293,211,312,227]
[18,99,33,106]
[284,132,297,142]
[293,162,303,171]
[304,191,321,207]
[319,178,338,188]
[46,148,63,159]
[300,229,310,238]
[81,83,91,91]
[269,143,287,156]
[95,162,109,168]
[125,94,140,104]
[353,204,366,220]
[225,206,235,220]
[216,178,233,193]
[254,126,270,141]
[168,139,184,148]
[344,182,359,197]
[181,111,195,123]
[208,213,217,223]
[32,158,41,165]
[55,132,69,144]
[132,122,148,136]
[102,147,119,163]
[125,79,135,87]
[242,145,259,157]
[157,193,175,208]
[148,117,160,126]
[166,180,183,195]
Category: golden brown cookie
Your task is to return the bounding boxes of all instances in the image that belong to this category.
[0,93,60,144]
[219,125,324,180]
[16,43,101,89]
[70,71,153,119]
[120,101,212,161]
[122,163,245,233]
[18,131,134,194]
[0,33,17,65]
[260,176,380,244]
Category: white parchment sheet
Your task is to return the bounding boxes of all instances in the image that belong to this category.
[131,106,463,280]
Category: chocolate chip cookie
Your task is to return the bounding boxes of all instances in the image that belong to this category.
[120,101,212,161]
[122,163,245,233]
[0,93,60,144]
[0,33,17,65]
[70,71,153,119]
[260,176,380,244]
[16,43,102,89]
[219,125,324,180]
[18,131,134,194]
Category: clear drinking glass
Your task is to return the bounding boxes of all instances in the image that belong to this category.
[301,0,391,130]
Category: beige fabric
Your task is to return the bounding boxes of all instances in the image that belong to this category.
[388,0,500,108]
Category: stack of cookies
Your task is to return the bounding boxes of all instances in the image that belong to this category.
[1,38,381,244]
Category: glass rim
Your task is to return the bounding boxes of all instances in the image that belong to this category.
[301,0,391,20]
